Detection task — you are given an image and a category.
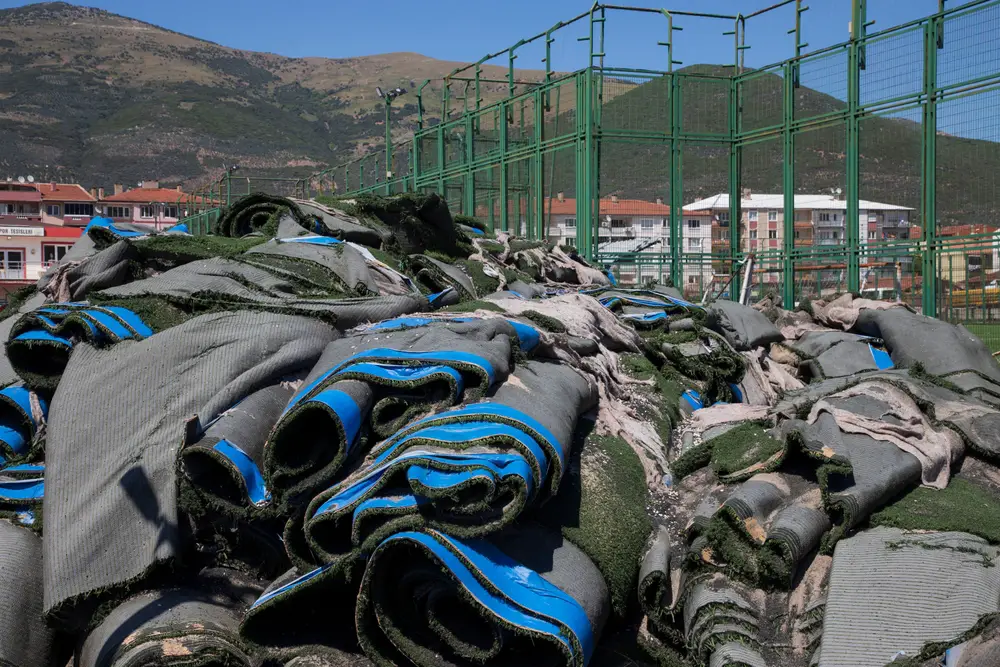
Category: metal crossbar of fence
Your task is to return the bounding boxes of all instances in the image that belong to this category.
[181,0,1000,348]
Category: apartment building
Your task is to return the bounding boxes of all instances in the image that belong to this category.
[99,181,195,231]
[543,195,716,291]
[683,192,914,282]
[35,182,98,227]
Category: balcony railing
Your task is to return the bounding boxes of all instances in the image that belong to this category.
[0,264,25,280]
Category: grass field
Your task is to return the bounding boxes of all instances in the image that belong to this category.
[964,324,1000,353]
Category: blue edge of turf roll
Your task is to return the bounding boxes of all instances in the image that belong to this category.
[249,400,595,665]
[209,315,545,510]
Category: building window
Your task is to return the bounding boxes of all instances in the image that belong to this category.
[750,230,758,240]
[795,231,801,239]
[164,206,178,218]
[868,230,877,239]
[0,249,24,278]
[565,237,576,247]
[64,203,94,216]
[688,238,702,250]
[42,244,70,267]
[768,230,777,239]
[768,210,777,222]
[833,213,839,221]
[819,213,831,222]
[687,219,700,229]
[46,204,60,216]
[140,205,155,219]
[748,210,758,222]
[832,231,840,240]
[718,212,730,225]
[610,218,629,228]
[564,218,577,228]
[688,275,697,284]
[640,219,656,229]
[106,206,131,218]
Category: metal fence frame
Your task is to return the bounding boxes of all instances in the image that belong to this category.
[181,0,1000,340]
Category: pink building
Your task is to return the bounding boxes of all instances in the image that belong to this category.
[99,181,196,231]
[35,182,98,228]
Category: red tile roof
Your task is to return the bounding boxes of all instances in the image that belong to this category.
[101,187,195,203]
[544,197,671,216]
[939,224,999,237]
[32,183,95,202]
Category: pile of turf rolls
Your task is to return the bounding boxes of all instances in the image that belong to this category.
[0,191,680,667]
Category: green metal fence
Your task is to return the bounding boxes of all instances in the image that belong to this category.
[182,0,1000,347]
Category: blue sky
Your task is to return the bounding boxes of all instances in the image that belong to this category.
[0,0,952,69]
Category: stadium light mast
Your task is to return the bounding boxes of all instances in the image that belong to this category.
[376,86,407,194]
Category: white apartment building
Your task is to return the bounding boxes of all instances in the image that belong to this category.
[543,195,715,292]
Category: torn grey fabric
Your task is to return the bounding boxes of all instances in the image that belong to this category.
[93,257,429,329]
[682,575,761,664]
[38,240,141,303]
[408,254,477,298]
[0,520,57,667]
[293,200,386,248]
[243,238,379,295]
[638,527,672,636]
[855,308,1000,389]
[813,293,903,330]
[78,568,264,667]
[42,311,336,629]
[785,412,923,540]
[806,380,964,488]
[817,527,1000,667]
[706,300,783,351]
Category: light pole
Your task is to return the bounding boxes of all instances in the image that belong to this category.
[376,86,407,194]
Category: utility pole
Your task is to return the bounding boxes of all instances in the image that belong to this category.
[376,86,407,195]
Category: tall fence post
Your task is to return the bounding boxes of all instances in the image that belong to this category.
[922,13,940,317]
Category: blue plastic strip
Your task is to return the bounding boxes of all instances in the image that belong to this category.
[0,426,27,457]
[507,320,540,352]
[335,362,464,397]
[84,217,145,238]
[99,306,154,338]
[2,463,44,474]
[385,530,594,663]
[605,270,618,286]
[869,344,895,370]
[279,235,343,245]
[466,227,485,236]
[368,316,477,332]
[728,383,744,403]
[0,385,43,427]
[427,287,455,308]
[682,390,703,410]
[304,389,364,455]
[164,223,189,234]
[372,404,560,476]
[332,349,496,388]
[78,309,136,341]
[315,444,540,518]
[13,331,73,347]
[250,563,334,610]
[0,478,43,502]
[620,312,667,322]
[213,440,271,506]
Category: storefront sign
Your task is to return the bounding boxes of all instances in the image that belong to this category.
[0,226,44,237]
